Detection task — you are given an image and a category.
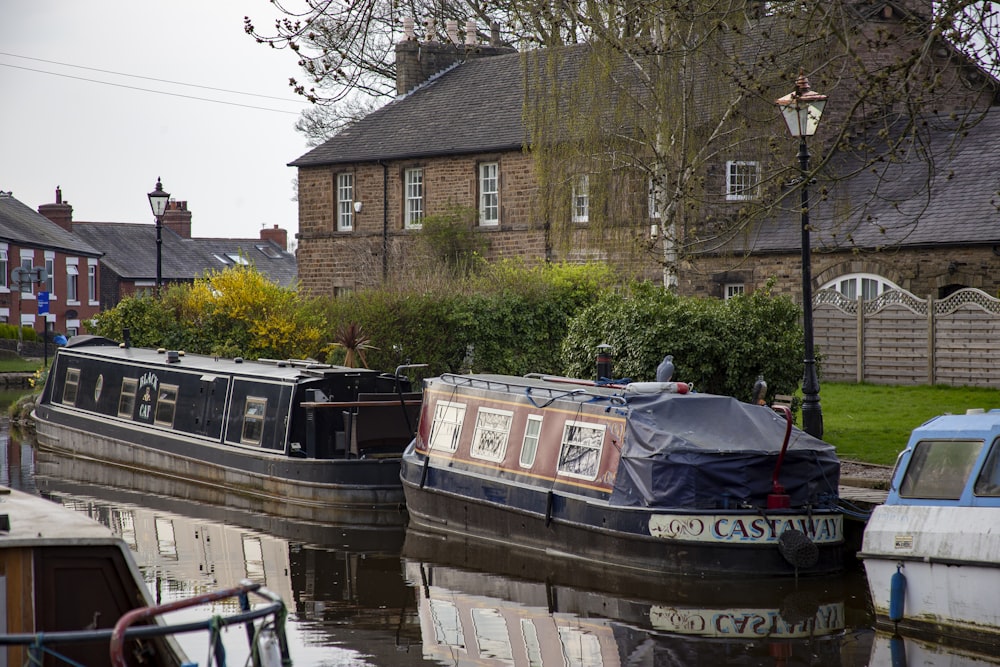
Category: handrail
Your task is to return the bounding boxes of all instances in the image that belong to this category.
[768,405,794,509]
[109,580,290,667]
[439,373,622,402]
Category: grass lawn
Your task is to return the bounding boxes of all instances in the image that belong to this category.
[819,382,1000,465]
[0,357,43,373]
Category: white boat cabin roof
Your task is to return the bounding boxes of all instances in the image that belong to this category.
[0,486,122,548]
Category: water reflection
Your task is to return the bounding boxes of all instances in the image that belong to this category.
[0,420,995,666]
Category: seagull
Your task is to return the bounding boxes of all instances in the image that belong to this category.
[656,355,674,382]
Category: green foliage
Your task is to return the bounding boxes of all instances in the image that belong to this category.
[88,266,323,360]
[0,324,42,343]
[318,261,614,378]
[415,205,488,278]
[561,280,804,399]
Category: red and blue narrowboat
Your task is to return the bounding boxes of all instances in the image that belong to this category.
[401,373,844,577]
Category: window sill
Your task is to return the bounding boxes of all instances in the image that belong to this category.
[67,300,81,307]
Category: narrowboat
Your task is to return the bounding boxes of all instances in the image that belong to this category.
[0,485,290,666]
[33,335,421,524]
[859,409,1000,645]
[400,373,845,578]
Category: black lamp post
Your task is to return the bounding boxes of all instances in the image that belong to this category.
[147,177,170,293]
[776,73,827,439]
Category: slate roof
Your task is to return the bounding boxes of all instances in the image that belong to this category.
[71,223,298,287]
[0,193,101,256]
[717,111,1000,256]
[290,48,554,167]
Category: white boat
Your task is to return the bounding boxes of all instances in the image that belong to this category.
[859,409,1000,645]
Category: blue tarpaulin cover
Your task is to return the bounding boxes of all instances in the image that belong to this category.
[609,392,840,509]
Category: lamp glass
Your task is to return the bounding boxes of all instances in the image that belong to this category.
[780,99,826,137]
[148,181,170,217]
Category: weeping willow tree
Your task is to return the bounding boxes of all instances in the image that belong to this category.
[520,1,1000,287]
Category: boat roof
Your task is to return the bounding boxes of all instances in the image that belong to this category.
[909,409,1000,443]
[0,486,123,548]
[60,336,381,382]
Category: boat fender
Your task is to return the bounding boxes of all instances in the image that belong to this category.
[624,382,690,395]
[777,529,818,569]
[889,563,906,622]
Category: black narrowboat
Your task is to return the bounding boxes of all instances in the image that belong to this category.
[33,336,421,524]
[401,373,845,578]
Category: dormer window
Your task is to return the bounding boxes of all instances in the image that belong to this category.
[726,161,760,201]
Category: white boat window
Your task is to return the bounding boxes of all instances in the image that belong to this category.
[471,408,513,462]
[899,439,983,500]
[557,421,606,481]
[558,626,603,667]
[153,384,179,428]
[242,397,268,445]
[520,415,544,468]
[521,619,542,666]
[62,367,81,405]
[118,377,138,418]
[429,598,464,648]
[974,439,1000,496]
[429,401,466,452]
[471,608,512,661]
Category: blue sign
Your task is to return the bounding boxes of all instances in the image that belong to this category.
[37,291,49,315]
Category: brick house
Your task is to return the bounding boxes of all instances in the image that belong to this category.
[0,190,102,338]
[36,188,297,309]
[291,5,1000,303]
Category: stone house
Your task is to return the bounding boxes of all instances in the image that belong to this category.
[290,5,1000,304]
[36,187,297,309]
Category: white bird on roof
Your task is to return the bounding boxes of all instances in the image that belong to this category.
[656,355,674,382]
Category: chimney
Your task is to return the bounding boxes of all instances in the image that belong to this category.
[260,224,287,251]
[162,199,192,238]
[395,17,516,96]
[38,186,74,231]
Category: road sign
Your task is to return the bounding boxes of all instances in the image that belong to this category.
[37,291,49,314]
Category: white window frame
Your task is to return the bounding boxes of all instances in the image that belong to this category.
[726,160,760,201]
[337,172,354,232]
[0,245,8,291]
[479,162,499,226]
[429,400,466,452]
[19,251,34,297]
[556,420,605,481]
[44,251,55,296]
[725,283,745,300]
[87,259,98,305]
[572,174,590,223]
[66,261,80,304]
[404,168,424,229]
[470,407,512,462]
[820,273,900,300]
[519,415,543,468]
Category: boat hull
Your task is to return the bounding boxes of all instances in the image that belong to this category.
[861,504,1000,644]
[35,407,406,525]
[401,446,844,578]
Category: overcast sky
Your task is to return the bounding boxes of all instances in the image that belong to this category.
[1,1,312,242]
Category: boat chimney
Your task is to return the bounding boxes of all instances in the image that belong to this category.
[122,328,131,349]
[596,344,613,382]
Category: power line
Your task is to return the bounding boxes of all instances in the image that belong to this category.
[0,63,303,115]
[0,51,304,104]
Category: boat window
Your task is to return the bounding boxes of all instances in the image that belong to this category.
[520,415,543,468]
[974,439,1000,496]
[558,626,602,666]
[429,598,465,648]
[521,619,542,665]
[242,397,267,445]
[899,439,983,499]
[557,421,606,481]
[154,517,178,560]
[471,608,512,661]
[153,384,179,428]
[471,408,513,462]
[429,401,466,452]
[118,378,138,418]
[62,367,81,405]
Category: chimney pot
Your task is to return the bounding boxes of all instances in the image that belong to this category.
[465,20,476,45]
[402,16,416,40]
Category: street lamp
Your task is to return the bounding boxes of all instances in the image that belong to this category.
[776,72,827,439]
[147,177,170,293]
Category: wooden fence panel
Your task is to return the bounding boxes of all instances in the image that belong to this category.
[814,287,1000,388]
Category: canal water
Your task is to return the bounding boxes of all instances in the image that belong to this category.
[0,415,991,666]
